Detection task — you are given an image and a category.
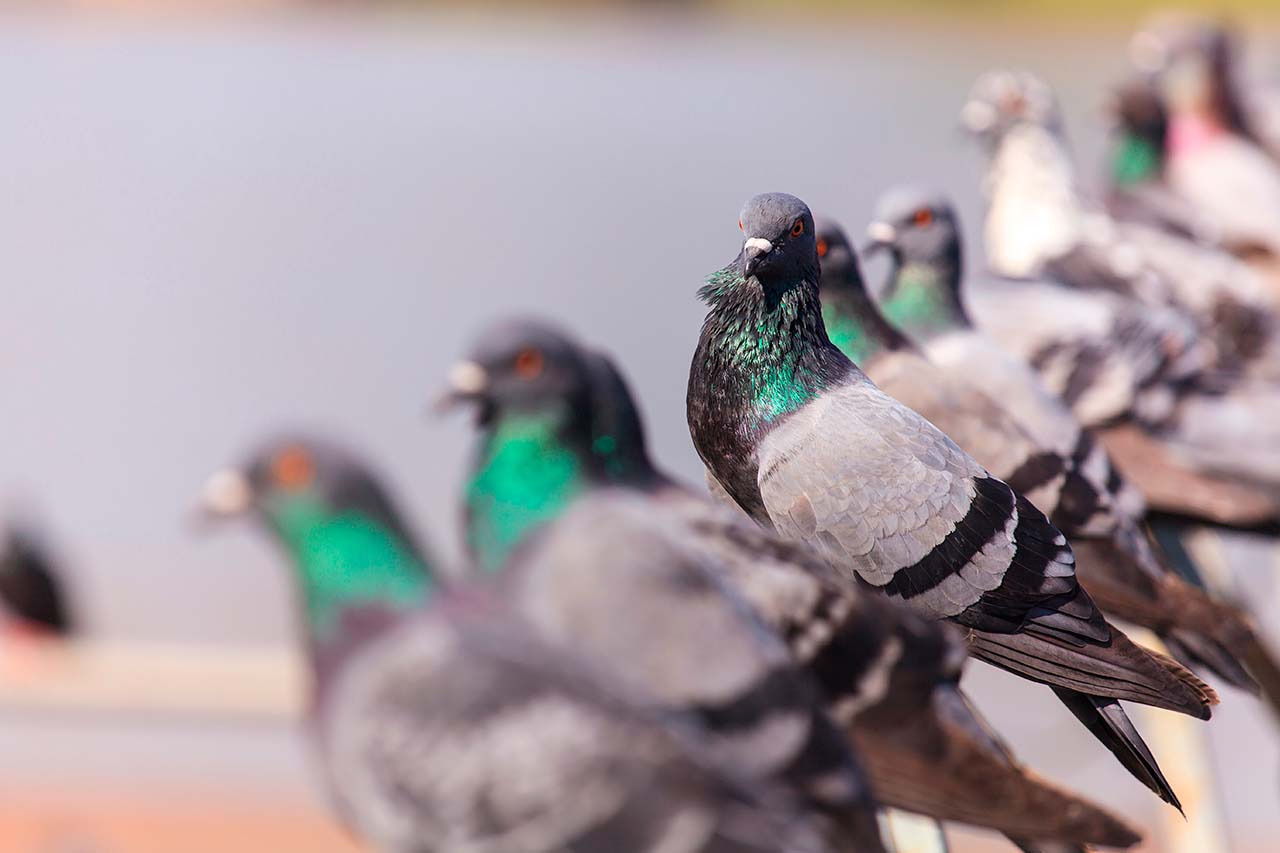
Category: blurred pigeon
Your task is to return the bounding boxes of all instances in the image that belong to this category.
[855,201,1280,697]
[687,192,1218,812]
[1129,14,1279,158]
[1,523,74,637]
[200,437,829,852]
[962,70,1280,384]
[442,327,885,850]
[1127,14,1280,255]
[450,322,1140,847]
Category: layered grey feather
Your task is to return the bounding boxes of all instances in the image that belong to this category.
[322,607,830,853]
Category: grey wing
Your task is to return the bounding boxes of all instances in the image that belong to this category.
[922,330,1082,455]
[869,351,1050,489]
[755,383,1098,641]
[325,616,823,853]
[504,493,882,835]
[655,488,959,716]
[970,278,1208,428]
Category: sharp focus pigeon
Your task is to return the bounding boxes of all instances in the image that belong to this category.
[687,192,1218,812]
[590,343,1139,848]
[199,437,829,853]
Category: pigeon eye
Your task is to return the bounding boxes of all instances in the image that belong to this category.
[816,238,829,259]
[912,208,934,227]
[738,219,744,232]
[790,219,805,237]
[514,348,545,380]
[271,446,315,491]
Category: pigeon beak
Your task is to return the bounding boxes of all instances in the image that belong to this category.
[742,236,773,278]
[862,221,897,256]
[195,467,254,525]
[433,360,489,414]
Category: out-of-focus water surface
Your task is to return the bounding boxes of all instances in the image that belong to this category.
[2,8,1279,850]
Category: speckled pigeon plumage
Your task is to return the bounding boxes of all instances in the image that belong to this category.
[846,203,1277,697]
[688,192,1219,812]
[963,70,1280,386]
[200,437,830,853]
[580,341,1139,848]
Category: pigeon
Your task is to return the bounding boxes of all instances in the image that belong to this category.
[0,523,74,637]
[199,437,830,853]
[441,328,886,851]
[1129,14,1280,160]
[687,192,1218,812]
[962,70,1280,384]
[853,201,1280,697]
[448,321,1140,848]
[1105,76,1227,247]
[962,73,1280,517]
[1128,14,1280,254]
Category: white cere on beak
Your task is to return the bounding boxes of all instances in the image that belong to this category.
[960,99,997,133]
[448,361,488,395]
[866,221,898,244]
[201,468,253,516]
[743,237,774,254]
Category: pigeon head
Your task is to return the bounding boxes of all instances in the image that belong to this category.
[865,186,961,271]
[864,188,970,338]
[1112,76,1169,147]
[440,319,595,431]
[814,217,860,286]
[738,193,819,286]
[961,71,1061,146]
[1109,76,1169,185]
[201,436,411,535]
[200,436,434,640]
[445,320,608,573]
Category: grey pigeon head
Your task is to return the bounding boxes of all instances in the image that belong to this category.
[441,319,595,428]
[813,217,862,289]
[1111,75,1168,152]
[200,435,408,532]
[961,71,1062,146]
[865,186,962,272]
[738,192,818,285]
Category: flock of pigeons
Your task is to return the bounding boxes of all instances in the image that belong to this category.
[6,11,1280,853]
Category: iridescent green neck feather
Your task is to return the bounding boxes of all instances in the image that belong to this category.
[880,261,969,341]
[820,278,910,368]
[1112,133,1162,186]
[465,408,589,573]
[269,496,431,641]
[696,266,844,425]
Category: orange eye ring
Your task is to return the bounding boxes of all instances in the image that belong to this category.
[816,238,829,259]
[912,208,934,227]
[271,446,315,491]
[790,219,805,237]
[514,347,545,379]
